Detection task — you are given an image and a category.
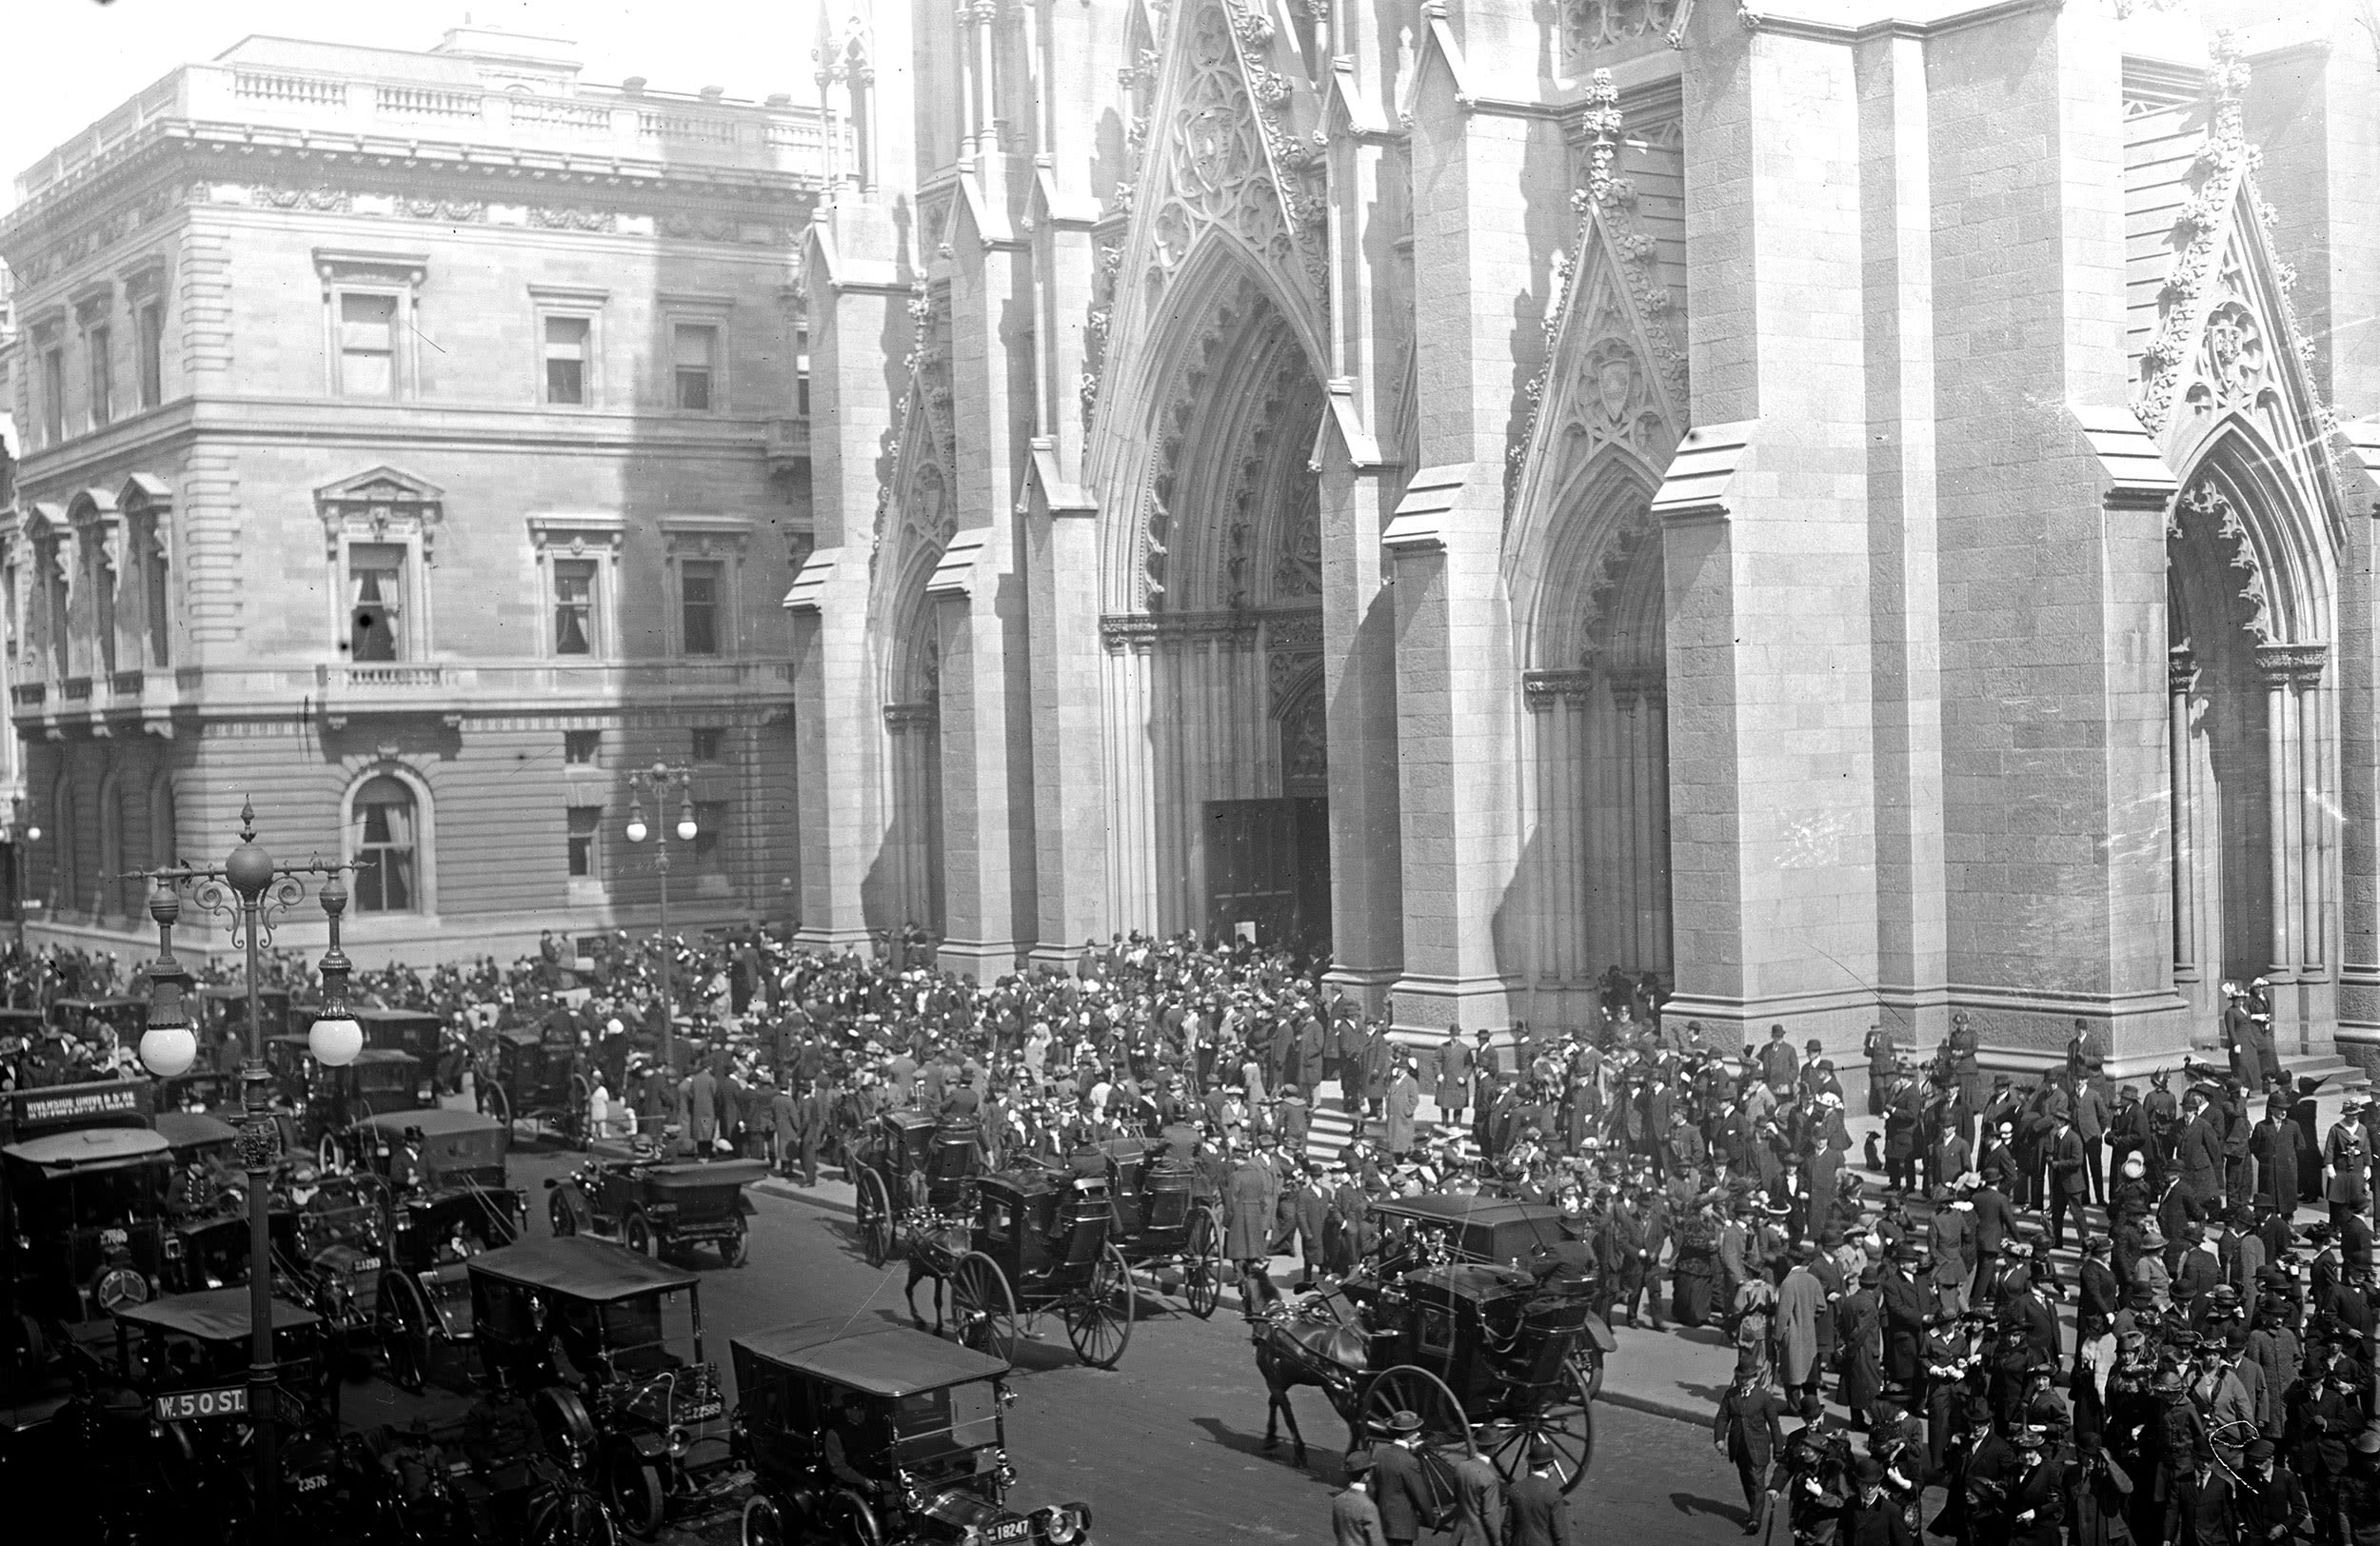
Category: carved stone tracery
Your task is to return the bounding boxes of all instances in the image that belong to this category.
[2172,480,2272,645]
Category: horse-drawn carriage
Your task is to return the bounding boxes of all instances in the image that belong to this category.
[849,1108,981,1270]
[1088,1134,1223,1318]
[916,1161,1136,1370]
[478,1027,591,1144]
[1255,1196,1608,1496]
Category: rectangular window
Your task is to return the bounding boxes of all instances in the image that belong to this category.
[544,315,589,406]
[86,326,112,429]
[564,729,603,764]
[795,327,810,418]
[339,292,398,398]
[672,324,716,411]
[553,558,597,655]
[566,806,602,879]
[41,349,65,445]
[143,520,171,669]
[691,727,724,763]
[347,542,407,662]
[137,303,164,409]
[680,562,722,656]
[692,801,726,873]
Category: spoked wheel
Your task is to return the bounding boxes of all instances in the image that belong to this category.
[741,1495,788,1546]
[607,1451,666,1540]
[533,1486,620,1546]
[947,1251,1019,1364]
[1358,1365,1478,1456]
[623,1213,655,1257]
[549,1189,583,1238]
[1063,1241,1136,1368]
[1182,1206,1223,1318]
[376,1274,431,1395]
[1577,1344,1606,1402]
[1485,1357,1595,1492]
[824,1489,882,1546]
[855,1170,895,1269]
[481,1080,513,1133]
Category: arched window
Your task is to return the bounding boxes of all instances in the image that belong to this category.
[352,775,419,912]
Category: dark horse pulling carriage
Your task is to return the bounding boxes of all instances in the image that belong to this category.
[902,1160,1137,1371]
[1253,1195,1609,1501]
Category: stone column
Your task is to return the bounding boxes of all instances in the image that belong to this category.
[2169,648,2197,982]
[2260,644,2299,981]
[790,196,914,949]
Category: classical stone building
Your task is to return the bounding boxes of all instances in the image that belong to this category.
[0,30,833,962]
[792,0,2380,1075]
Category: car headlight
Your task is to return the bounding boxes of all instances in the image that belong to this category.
[1044,1506,1084,1544]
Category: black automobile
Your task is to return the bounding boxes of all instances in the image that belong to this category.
[732,1319,1094,1546]
[3,1120,173,1323]
[546,1140,765,1266]
[469,1237,737,1538]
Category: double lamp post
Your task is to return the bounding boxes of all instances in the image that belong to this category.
[127,802,366,1546]
[623,761,699,1069]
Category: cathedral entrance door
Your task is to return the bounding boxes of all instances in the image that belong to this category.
[1204,798,1329,950]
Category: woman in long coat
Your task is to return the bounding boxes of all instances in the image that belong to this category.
[1835,1269,1883,1426]
[1383,1064,1420,1156]
[1672,1205,1721,1328]
[1774,1250,1826,1393]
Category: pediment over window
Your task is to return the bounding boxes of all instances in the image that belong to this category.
[315,466,446,562]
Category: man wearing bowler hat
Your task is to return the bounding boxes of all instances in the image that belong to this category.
[1502,1437,1574,1546]
[1370,1409,1434,1546]
[1332,1451,1388,1546]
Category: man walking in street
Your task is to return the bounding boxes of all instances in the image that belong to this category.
[1502,1437,1575,1546]
[1450,1445,1505,1546]
[1333,1451,1389,1546]
[1371,1411,1435,1546]
[1714,1359,1787,1536]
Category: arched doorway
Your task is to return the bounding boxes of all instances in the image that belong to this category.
[2167,440,2337,1051]
[1098,258,1330,947]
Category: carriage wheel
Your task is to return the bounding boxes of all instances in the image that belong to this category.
[549,1189,583,1239]
[607,1451,666,1540]
[742,1496,789,1546]
[947,1252,1019,1364]
[1577,1345,1605,1403]
[1182,1206,1223,1319]
[1358,1365,1478,1457]
[532,1487,619,1546]
[855,1170,895,1269]
[1485,1358,1595,1494]
[377,1273,431,1394]
[482,1080,514,1134]
[1063,1242,1136,1369]
[567,1074,594,1149]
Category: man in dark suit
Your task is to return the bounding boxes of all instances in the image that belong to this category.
[1881,1246,1932,1410]
[1370,1410,1436,1546]
[1713,1363,1787,1535]
[1967,1177,2021,1305]
[1501,1437,1574,1545]
[2172,1093,2227,1212]
[2047,1116,2089,1251]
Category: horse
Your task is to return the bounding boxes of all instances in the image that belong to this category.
[1250,1285,1374,1468]
[898,1215,972,1335]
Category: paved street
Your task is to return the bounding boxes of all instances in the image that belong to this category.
[488,1144,1746,1545]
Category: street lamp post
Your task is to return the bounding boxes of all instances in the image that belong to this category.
[6,799,41,951]
[130,801,364,1546]
[624,762,699,1070]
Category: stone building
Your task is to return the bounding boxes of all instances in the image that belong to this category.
[793,0,2380,1073]
[0,29,833,962]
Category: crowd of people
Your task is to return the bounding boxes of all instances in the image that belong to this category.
[10,918,2380,1543]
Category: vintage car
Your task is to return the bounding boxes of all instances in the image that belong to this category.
[732,1320,1094,1546]
[479,1026,591,1143]
[3,1120,173,1323]
[354,1005,446,1063]
[153,1110,303,1297]
[546,1140,765,1267]
[469,1237,738,1538]
[98,1289,346,1540]
[267,1039,435,1164]
[195,982,293,1045]
[47,996,149,1046]
[349,1109,526,1394]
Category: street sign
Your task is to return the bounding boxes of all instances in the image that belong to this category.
[152,1384,249,1423]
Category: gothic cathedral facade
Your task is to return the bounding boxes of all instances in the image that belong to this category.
[788,0,2380,1074]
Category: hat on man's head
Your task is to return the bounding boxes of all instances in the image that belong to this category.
[1344,1449,1376,1476]
[1387,1410,1423,1436]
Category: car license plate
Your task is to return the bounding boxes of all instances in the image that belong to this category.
[986,1519,1031,1544]
[682,1400,724,1421]
[354,1257,381,1272]
[154,1385,248,1422]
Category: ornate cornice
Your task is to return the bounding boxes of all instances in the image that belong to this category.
[2168,646,2198,696]
[2255,642,2328,689]
[1522,668,1598,710]
[883,701,939,732]
[1099,609,1260,651]
[1608,664,1666,707]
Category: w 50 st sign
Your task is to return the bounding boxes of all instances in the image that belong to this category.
[152,1384,248,1423]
